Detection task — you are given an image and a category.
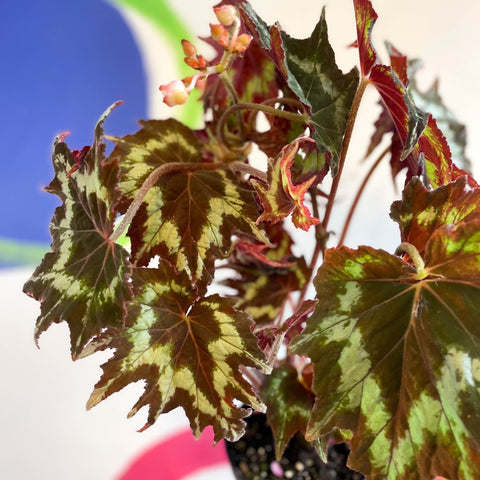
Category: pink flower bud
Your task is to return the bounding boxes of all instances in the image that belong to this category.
[232,33,252,53]
[184,57,200,69]
[181,39,197,58]
[210,23,229,48]
[159,79,189,107]
[213,5,237,26]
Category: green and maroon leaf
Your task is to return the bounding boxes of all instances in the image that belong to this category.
[87,265,269,442]
[369,64,428,159]
[407,116,478,189]
[252,138,320,231]
[108,119,267,287]
[260,364,315,458]
[275,11,359,172]
[391,176,480,254]
[129,167,267,287]
[109,118,203,207]
[23,103,133,357]
[223,224,309,325]
[290,232,480,479]
[353,0,378,77]
[233,40,280,105]
[238,2,358,172]
[352,0,428,162]
[224,256,308,325]
[386,41,408,85]
[409,67,471,171]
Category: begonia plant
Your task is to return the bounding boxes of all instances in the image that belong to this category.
[24,1,480,479]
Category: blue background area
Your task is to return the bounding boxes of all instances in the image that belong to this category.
[1,0,146,245]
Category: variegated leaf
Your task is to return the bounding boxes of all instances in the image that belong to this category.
[260,364,315,458]
[238,1,358,173]
[252,138,320,231]
[87,265,269,442]
[290,223,480,479]
[408,116,478,189]
[109,118,203,206]
[109,119,267,287]
[353,0,428,161]
[391,176,480,254]
[222,224,308,325]
[275,10,359,172]
[23,103,133,358]
[368,64,428,160]
[224,253,308,326]
[353,0,378,77]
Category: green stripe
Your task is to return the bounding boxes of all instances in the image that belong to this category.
[0,238,48,266]
[108,0,202,126]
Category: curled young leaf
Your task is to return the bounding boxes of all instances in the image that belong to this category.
[252,137,320,231]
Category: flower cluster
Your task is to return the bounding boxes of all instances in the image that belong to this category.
[210,5,252,54]
[159,5,252,107]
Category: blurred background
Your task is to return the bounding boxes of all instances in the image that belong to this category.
[2,0,480,478]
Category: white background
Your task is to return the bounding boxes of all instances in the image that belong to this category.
[2,1,480,479]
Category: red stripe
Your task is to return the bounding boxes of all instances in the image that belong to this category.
[117,427,229,480]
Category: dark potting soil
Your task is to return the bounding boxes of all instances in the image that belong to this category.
[225,413,364,480]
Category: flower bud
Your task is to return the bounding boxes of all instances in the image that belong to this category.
[210,23,229,48]
[232,33,252,53]
[213,5,237,26]
[181,39,197,58]
[159,79,189,107]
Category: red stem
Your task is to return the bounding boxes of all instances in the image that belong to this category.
[337,144,390,247]
[295,77,369,310]
[110,162,222,244]
[322,77,369,232]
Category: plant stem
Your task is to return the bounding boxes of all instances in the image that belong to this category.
[229,161,267,183]
[219,70,245,139]
[229,102,310,124]
[294,78,368,311]
[246,97,309,131]
[110,162,222,244]
[295,189,324,308]
[217,102,310,151]
[322,77,369,232]
[219,70,240,105]
[337,144,390,247]
[395,242,426,277]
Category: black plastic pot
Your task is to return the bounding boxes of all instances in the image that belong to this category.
[225,413,364,480]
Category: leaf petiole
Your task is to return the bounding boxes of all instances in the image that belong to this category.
[322,76,369,232]
[395,241,426,277]
[337,143,390,247]
[217,101,311,152]
[110,161,222,244]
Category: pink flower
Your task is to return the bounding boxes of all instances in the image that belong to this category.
[159,80,189,107]
[213,5,237,26]
[210,23,230,48]
[232,33,253,53]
